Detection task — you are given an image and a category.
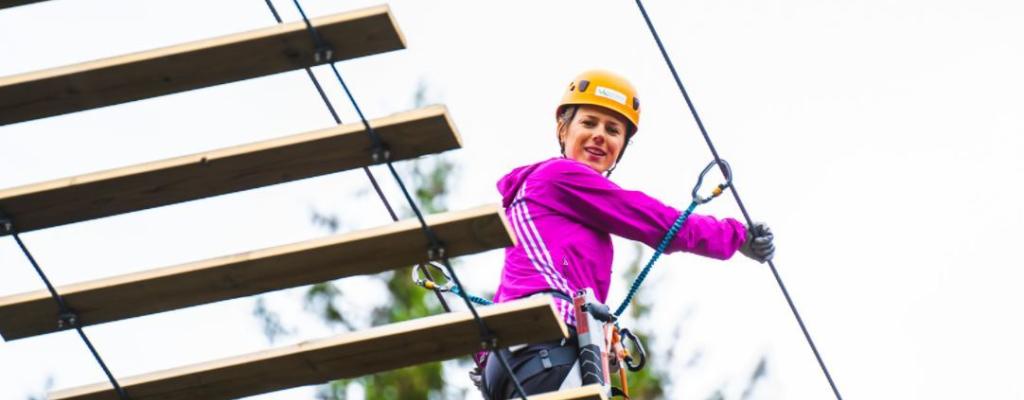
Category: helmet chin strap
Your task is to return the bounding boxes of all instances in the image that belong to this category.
[604,149,622,177]
[604,132,633,178]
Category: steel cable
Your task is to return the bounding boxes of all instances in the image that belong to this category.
[264,1,530,397]
[633,1,843,398]
[6,230,129,399]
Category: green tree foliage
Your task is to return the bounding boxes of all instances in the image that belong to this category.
[252,296,291,343]
[311,154,455,400]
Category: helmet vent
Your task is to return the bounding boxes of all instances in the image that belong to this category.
[578,80,590,92]
[633,97,640,111]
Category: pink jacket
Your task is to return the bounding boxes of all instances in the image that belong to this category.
[493,157,747,327]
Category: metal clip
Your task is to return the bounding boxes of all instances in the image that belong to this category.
[427,246,447,262]
[539,349,553,369]
[313,45,334,63]
[57,311,79,329]
[371,145,392,164]
[692,158,733,205]
[480,334,499,351]
[411,262,453,291]
[620,328,647,372]
[0,215,12,236]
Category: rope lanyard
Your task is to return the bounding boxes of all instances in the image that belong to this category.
[265,1,529,398]
[633,0,843,398]
[416,159,731,314]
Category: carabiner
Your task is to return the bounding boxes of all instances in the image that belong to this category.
[619,328,647,372]
[411,261,453,292]
[692,158,732,205]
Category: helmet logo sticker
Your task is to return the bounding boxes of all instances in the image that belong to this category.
[595,86,627,105]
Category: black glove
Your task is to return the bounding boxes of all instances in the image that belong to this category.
[739,222,774,263]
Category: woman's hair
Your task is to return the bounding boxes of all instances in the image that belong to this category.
[556,105,580,154]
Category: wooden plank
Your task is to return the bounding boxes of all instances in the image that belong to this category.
[533,386,608,400]
[49,296,567,400]
[0,5,405,125]
[0,105,459,233]
[0,204,513,340]
[0,0,46,9]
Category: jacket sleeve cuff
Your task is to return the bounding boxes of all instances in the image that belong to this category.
[669,214,747,260]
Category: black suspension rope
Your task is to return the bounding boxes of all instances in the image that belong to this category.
[264,1,529,398]
[633,1,843,398]
[260,0,449,314]
[4,226,129,399]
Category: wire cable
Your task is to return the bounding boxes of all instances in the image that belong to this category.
[633,1,843,398]
[260,0,450,313]
[8,231,128,399]
[264,1,527,397]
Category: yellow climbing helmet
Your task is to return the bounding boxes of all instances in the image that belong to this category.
[557,69,641,134]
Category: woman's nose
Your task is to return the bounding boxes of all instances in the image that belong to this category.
[593,132,605,144]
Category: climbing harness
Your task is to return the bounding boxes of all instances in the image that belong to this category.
[575,288,633,398]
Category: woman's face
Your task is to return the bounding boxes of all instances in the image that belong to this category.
[559,105,628,173]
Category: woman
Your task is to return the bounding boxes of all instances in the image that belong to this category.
[479,70,775,399]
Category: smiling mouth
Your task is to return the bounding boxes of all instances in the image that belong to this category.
[584,147,607,157]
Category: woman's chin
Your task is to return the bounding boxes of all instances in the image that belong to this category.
[583,160,608,173]
[569,154,609,173]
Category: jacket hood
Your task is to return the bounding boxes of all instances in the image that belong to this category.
[497,158,556,207]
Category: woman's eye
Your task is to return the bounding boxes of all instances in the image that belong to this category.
[582,120,596,127]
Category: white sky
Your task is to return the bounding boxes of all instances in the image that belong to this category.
[1,0,1023,399]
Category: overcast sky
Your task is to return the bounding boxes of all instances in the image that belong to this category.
[2,0,1023,399]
